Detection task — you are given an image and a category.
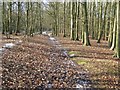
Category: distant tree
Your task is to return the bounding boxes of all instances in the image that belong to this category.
[63,1,66,37]
[70,2,75,40]
[2,1,5,34]
[97,2,108,43]
[16,2,21,35]
[75,2,80,40]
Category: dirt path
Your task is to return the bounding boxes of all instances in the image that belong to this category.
[2,35,93,89]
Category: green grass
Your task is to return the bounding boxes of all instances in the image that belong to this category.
[68,51,80,55]
[76,60,87,65]
[71,57,119,89]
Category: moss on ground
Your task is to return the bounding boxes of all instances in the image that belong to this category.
[71,57,119,89]
[68,51,80,55]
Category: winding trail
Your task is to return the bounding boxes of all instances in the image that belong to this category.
[47,35,92,89]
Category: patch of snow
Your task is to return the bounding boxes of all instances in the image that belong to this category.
[49,37,55,41]
[69,54,75,58]
[15,40,22,45]
[48,33,52,37]
[0,48,5,53]
[76,84,84,89]
[42,31,47,35]
[3,43,15,49]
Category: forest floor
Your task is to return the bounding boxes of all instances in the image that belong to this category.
[57,36,119,89]
[1,34,119,89]
[1,35,91,89]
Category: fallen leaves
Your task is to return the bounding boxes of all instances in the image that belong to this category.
[2,35,90,89]
[57,36,119,89]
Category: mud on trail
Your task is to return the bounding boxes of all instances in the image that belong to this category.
[2,35,92,89]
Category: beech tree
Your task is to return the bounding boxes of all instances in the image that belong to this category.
[2,1,5,34]
[75,2,80,40]
[70,2,75,40]
[97,2,108,43]
[16,2,21,35]
[115,1,120,58]
[82,1,91,46]
[63,1,66,37]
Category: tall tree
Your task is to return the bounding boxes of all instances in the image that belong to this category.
[83,1,91,46]
[115,1,120,58]
[70,2,75,40]
[75,1,80,40]
[16,2,21,35]
[63,1,66,37]
[26,2,29,36]
[2,1,5,34]
[8,2,12,34]
[110,3,117,50]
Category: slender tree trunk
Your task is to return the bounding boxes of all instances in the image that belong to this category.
[81,6,84,43]
[97,3,108,43]
[83,2,91,46]
[95,2,100,40]
[30,2,33,37]
[97,3,103,43]
[110,13,117,50]
[63,1,66,37]
[39,3,42,34]
[110,4,117,50]
[115,1,120,58]
[108,2,115,47]
[16,2,21,35]
[26,2,29,36]
[75,2,80,40]
[8,2,12,37]
[91,2,95,39]
[2,2,5,34]
[70,2,75,40]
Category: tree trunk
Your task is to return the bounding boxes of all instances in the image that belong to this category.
[9,2,12,34]
[108,2,116,47]
[75,2,80,41]
[16,2,21,35]
[70,2,75,40]
[83,2,91,46]
[97,3,102,43]
[110,13,117,50]
[91,2,95,39]
[2,2,5,34]
[26,2,29,36]
[115,1,120,58]
[63,1,66,37]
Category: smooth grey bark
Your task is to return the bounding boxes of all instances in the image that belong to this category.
[83,2,91,46]
[115,1,120,58]
[75,2,80,41]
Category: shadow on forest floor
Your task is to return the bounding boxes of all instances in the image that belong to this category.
[57,36,119,89]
